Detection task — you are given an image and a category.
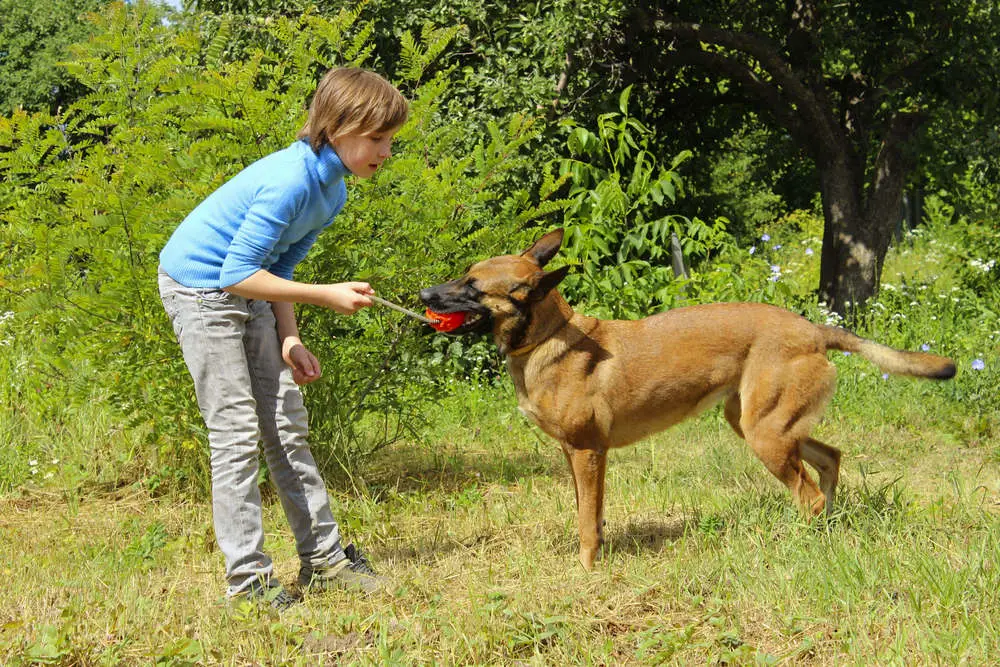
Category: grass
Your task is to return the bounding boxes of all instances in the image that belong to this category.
[2,217,997,663]
[2,377,998,665]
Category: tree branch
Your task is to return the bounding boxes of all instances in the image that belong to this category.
[865,110,926,227]
[664,48,809,143]
[645,16,844,162]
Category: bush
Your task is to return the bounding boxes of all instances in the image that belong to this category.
[0,1,561,495]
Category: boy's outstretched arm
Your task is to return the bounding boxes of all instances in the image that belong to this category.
[224,269,374,315]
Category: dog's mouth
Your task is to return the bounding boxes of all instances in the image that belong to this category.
[419,286,492,336]
[427,305,491,335]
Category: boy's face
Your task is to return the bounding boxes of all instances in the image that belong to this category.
[332,126,400,179]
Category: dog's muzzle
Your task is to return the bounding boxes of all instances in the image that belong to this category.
[419,283,491,335]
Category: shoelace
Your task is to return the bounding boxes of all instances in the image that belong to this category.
[269,588,298,610]
[243,583,298,610]
[344,543,376,575]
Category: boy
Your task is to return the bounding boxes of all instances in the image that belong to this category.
[157,67,408,608]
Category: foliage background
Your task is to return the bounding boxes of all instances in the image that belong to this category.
[1,0,998,499]
[0,2,998,663]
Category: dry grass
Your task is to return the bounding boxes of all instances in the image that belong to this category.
[2,383,999,665]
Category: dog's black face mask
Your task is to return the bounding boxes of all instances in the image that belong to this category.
[418,277,494,336]
[418,229,570,345]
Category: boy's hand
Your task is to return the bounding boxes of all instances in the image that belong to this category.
[321,282,375,314]
[282,338,322,385]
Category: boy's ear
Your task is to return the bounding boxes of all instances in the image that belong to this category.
[521,228,564,267]
[529,265,571,301]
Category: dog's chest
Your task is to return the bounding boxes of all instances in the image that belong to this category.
[508,361,572,441]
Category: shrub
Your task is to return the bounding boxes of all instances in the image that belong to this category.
[0,1,562,494]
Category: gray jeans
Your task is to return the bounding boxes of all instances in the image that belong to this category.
[158,270,346,595]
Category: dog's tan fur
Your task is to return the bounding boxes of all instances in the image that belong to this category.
[420,229,956,570]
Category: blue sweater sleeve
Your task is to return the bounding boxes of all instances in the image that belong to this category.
[219,181,307,287]
[270,228,321,280]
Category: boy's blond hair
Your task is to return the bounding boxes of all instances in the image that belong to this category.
[298,67,409,153]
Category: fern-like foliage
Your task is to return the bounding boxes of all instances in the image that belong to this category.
[0,0,555,494]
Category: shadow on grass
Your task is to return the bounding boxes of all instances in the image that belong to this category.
[604,514,698,557]
[367,447,564,496]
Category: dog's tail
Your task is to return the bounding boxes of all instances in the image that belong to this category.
[821,325,956,379]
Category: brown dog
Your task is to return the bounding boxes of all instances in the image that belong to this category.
[419,228,956,570]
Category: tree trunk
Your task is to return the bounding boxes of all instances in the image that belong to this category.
[817,113,923,318]
[817,163,878,318]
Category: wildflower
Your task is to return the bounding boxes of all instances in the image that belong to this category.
[749,246,756,255]
[769,265,781,282]
[842,351,851,356]
[971,359,985,371]
[921,344,930,352]
[761,233,771,242]
[805,248,814,256]
[882,373,890,380]
[29,459,38,466]
[773,244,782,250]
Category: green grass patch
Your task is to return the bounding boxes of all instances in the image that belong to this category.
[2,380,998,664]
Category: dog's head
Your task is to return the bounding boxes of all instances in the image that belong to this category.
[419,228,571,352]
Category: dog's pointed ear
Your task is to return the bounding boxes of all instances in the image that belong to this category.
[521,228,564,267]
[530,265,571,301]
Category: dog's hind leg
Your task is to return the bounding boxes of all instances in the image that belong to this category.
[724,393,745,439]
[739,355,836,516]
[562,443,608,571]
[730,392,841,515]
[799,438,841,515]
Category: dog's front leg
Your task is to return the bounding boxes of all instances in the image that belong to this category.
[562,443,608,571]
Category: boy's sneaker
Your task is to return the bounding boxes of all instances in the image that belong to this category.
[298,543,384,595]
[230,582,299,611]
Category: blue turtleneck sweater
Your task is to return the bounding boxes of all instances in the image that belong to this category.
[159,139,350,288]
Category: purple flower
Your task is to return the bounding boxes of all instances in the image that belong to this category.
[773,244,782,250]
[770,265,781,274]
[805,248,814,256]
[749,246,756,255]
[882,373,890,380]
[842,351,852,356]
[761,233,771,242]
[921,343,930,352]
[972,358,985,371]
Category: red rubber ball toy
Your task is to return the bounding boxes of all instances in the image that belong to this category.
[426,309,466,332]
